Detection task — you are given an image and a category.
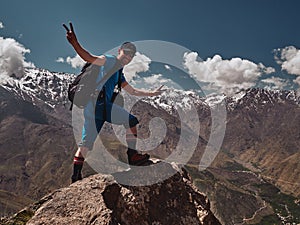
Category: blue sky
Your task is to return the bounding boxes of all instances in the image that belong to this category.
[1,0,300,95]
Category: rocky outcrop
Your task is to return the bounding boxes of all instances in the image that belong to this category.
[5,163,221,225]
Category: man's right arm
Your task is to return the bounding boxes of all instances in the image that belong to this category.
[64,23,106,66]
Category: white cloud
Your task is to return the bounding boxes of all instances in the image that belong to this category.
[66,54,85,69]
[164,65,172,71]
[183,52,275,95]
[134,73,181,90]
[293,76,300,94]
[56,54,85,68]
[123,52,151,82]
[0,37,35,79]
[261,76,289,90]
[294,76,300,86]
[144,74,161,85]
[274,46,300,75]
[144,74,169,85]
[56,57,65,63]
[274,46,300,91]
[0,22,4,29]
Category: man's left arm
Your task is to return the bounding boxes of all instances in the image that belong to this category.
[122,81,164,97]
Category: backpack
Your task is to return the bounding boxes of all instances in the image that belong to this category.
[68,60,122,110]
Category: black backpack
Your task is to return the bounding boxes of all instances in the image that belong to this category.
[68,60,122,110]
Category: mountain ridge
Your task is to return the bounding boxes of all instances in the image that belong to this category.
[1,67,300,224]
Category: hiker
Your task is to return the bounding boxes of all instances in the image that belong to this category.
[63,23,164,183]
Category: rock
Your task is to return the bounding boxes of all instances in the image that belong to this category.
[21,163,221,225]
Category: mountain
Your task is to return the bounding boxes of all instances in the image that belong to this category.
[0,68,76,216]
[141,87,300,224]
[0,67,300,224]
[201,88,300,224]
[222,88,300,195]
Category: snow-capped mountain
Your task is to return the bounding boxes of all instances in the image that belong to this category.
[1,67,299,114]
[142,89,208,115]
[1,68,73,108]
[0,68,210,113]
[1,67,300,224]
[226,88,300,111]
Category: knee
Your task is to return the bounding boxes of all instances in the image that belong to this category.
[76,146,89,158]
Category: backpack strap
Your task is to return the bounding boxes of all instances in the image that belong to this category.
[98,57,122,120]
[96,58,122,91]
[117,68,123,92]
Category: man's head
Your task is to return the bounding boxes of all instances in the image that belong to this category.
[118,42,136,66]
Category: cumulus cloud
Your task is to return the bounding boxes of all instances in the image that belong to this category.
[144,74,170,85]
[183,52,275,95]
[294,76,300,86]
[0,37,35,78]
[261,76,289,90]
[56,57,65,63]
[143,74,162,85]
[274,46,300,91]
[293,76,300,94]
[134,73,181,90]
[56,54,85,69]
[0,21,4,29]
[66,54,85,68]
[123,52,151,82]
[274,46,300,75]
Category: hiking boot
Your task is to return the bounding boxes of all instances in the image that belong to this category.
[128,153,150,166]
[71,172,82,183]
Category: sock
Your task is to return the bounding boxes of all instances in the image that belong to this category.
[72,156,84,182]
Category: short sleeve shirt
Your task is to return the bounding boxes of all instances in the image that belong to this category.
[96,54,126,102]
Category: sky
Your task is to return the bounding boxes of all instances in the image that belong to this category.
[1,0,300,95]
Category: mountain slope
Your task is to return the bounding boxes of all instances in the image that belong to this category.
[0,81,76,216]
[0,68,300,224]
[222,88,300,197]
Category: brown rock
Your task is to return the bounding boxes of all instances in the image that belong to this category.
[25,163,221,225]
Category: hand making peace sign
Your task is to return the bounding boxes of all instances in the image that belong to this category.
[63,22,78,46]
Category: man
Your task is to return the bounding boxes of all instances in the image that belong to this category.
[63,23,164,183]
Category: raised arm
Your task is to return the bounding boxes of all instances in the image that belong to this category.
[63,22,106,66]
[122,81,165,97]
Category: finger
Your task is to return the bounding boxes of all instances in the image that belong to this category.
[62,24,70,32]
[158,85,165,90]
[69,22,74,32]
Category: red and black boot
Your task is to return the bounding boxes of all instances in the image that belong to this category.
[71,156,84,183]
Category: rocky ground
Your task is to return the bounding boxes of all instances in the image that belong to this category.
[2,163,221,225]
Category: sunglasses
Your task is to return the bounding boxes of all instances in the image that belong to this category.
[122,48,135,57]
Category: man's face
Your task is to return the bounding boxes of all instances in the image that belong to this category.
[118,48,135,66]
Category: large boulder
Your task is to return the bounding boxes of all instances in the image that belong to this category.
[6,162,221,225]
